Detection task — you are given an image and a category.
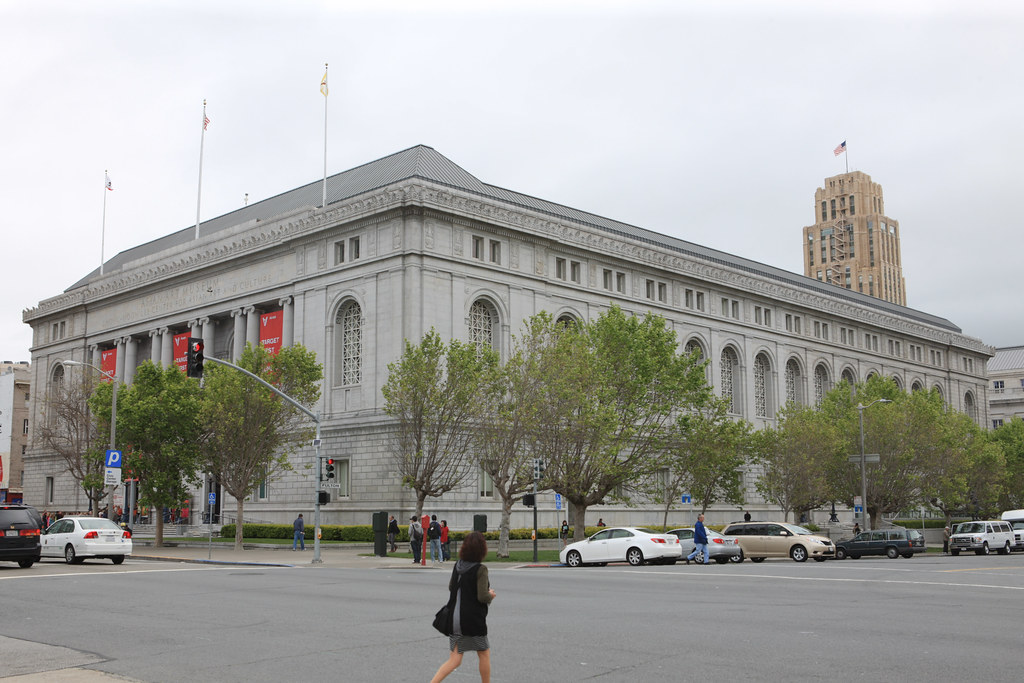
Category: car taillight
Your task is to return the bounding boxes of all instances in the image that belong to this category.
[19,529,40,537]
[122,530,132,539]
[83,531,99,539]
[651,538,666,544]
[712,537,724,544]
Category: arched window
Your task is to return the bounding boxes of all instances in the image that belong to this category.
[684,339,705,362]
[51,363,65,388]
[555,314,578,328]
[911,380,923,392]
[964,391,977,422]
[814,364,830,407]
[469,299,498,351]
[720,347,739,414]
[754,353,771,418]
[933,384,945,400]
[335,300,362,386]
[841,368,856,386]
[892,375,904,391]
[785,359,802,405]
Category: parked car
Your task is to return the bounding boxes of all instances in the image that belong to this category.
[0,504,42,568]
[1000,510,1024,551]
[834,527,925,560]
[560,527,682,567]
[666,527,743,564]
[949,520,1014,556]
[41,516,133,564]
[720,521,835,562]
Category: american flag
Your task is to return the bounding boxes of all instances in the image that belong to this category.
[105,172,113,191]
[833,140,846,156]
[203,114,210,130]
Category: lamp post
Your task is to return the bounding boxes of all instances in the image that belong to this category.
[59,360,119,518]
[857,398,891,532]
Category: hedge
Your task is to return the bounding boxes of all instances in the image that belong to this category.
[220,524,607,542]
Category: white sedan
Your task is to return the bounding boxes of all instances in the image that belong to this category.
[41,517,133,564]
[560,527,682,567]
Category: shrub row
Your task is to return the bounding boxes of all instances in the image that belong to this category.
[219,524,607,542]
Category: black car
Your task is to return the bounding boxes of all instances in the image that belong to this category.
[834,527,925,560]
[0,504,43,568]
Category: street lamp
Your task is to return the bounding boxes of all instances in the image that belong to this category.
[857,398,891,532]
[59,360,119,518]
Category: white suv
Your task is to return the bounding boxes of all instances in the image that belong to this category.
[950,520,1015,556]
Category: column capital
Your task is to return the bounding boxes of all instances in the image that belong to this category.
[157,327,170,335]
[196,316,211,326]
[278,296,293,308]
[242,305,256,315]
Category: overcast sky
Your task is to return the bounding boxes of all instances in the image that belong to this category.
[3,0,1022,363]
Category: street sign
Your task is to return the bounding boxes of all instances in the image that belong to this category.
[105,449,123,468]
[681,494,692,504]
[853,496,862,507]
[849,454,880,463]
[854,505,863,513]
[208,492,216,505]
[322,482,341,489]
[554,493,562,510]
[105,467,121,486]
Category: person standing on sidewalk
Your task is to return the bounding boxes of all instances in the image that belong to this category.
[441,520,450,561]
[686,514,709,565]
[387,515,399,552]
[429,515,443,565]
[430,531,496,683]
[292,514,305,551]
[410,516,423,564]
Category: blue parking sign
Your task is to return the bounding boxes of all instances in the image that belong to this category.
[105,449,122,467]
[208,492,216,505]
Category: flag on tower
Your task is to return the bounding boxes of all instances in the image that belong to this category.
[320,68,329,97]
[833,140,847,156]
[105,172,113,191]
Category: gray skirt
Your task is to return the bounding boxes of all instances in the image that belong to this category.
[449,634,489,652]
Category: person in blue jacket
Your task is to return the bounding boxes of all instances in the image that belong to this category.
[686,514,709,565]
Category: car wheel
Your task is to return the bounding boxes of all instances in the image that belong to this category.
[981,542,990,556]
[750,557,765,563]
[999,542,1011,556]
[18,559,34,568]
[813,557,827,562]
[730,550,744,563]
[626,547,644,566]
[835,547,848,560]
[566,550,582,568]
[886,546,899,559]
[112,556,125,565]
[64,545,78,565]
[715,557,729,564]
[901,553,913,559]
[790,545,808,562]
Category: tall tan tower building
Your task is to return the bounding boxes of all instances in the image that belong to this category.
[802,171,906,305]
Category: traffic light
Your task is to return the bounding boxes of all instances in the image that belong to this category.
[186,337,205,378]
[324,458,336,480]
[522,493,536,507]
[533,458,545,480]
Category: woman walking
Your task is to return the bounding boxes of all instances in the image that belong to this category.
[430,531,497,683]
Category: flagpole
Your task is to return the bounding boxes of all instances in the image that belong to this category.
[195,99,208,239]
[321,63,329,209]
[101,170,108,275]
[845,141,850,174]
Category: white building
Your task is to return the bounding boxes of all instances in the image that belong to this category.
[22,146,993,528]
[988,346,1024,429]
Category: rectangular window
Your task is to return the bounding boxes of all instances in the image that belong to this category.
[257,477,268,500]
[994,380,1005,391]
[822,323,829,341]
[489,240,501,264]
[334,240,345,264]
[556,258,567,280]
[480,469,494,498]
[60,321,66,337]
[473,236,484,260]
[336,460,350,496]
[994,419,1005,429]
[23,418,29,435]
[888,339,894,355]
[731,301,740,319]
[872,336,879,352]
[685,288,694,308]
[794,316,801,334]
[849,195,855,215]
[763,309,771,327]
[46,476,54,505]
[930,350,936,364]
[658,282,667,303]
[722,298,729,316]
[785,314,793,331]
[570,261,581,283]
[603,269,613,290]
[821,201,827,222]
[646,279,656,299]
[755,306,762,325]
[616,272,626,293]
[936,351,942,365]
[895,341,901,357]
[349,237,360,260]
[814,321,821,337]
[695,292,705,311]
[841,328,847,344]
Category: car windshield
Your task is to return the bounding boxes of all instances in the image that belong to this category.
[957,522,986,534]
[78,518,121,531]
[1011,522,1024,530]
[782,524,814,535]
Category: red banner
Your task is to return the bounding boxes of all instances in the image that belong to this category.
[173,333,191,373]
[100,348,117,381]
[260,310,283,355]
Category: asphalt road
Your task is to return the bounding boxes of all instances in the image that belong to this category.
[2,552,1023,682]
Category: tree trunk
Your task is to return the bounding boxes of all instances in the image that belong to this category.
[155,515,164,548]
[497,497,512,558]
[869,507,882,530]
[661,498,671,531]
[234,498,245,550]
[571,504,588,542]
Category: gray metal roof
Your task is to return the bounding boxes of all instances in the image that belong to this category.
[71,144,960,332]
[989,347,1024,372]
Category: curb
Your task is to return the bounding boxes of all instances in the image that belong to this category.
[130,554,297,568]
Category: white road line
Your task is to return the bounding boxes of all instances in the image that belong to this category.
[620,568,1024,591]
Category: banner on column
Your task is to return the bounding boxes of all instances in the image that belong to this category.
[100,348,117,380]
[260,310,283,355]
[173,333,191,373]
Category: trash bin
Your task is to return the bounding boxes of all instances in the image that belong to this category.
[372,511,388,557]
[473,514,487,534]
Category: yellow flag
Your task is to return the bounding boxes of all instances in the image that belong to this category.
[320,69,328,97]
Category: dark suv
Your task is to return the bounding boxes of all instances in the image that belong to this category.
[0,504,43,568]
[834,527,925,560]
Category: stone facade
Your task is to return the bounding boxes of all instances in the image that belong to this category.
[0,362,31,502]
[803,171,907,305]
[22,146,992,528]
[988,346,1024,429]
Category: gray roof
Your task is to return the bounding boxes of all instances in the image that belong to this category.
[72,144,960,332]
[989,347,1024,372]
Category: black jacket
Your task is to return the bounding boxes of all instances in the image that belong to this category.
[446,560,492,636]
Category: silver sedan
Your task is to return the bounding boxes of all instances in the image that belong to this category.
[666,527,743,563]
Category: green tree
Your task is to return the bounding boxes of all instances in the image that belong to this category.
[533,306,712,542]
[201,343,322,550]
[752,403,842,523]
[105,361,204,547]
[382,329,497,519]
[992,418,1024,510]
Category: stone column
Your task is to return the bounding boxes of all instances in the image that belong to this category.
[244,305,259,350]
[160,327,173,367]
[199,317,213,353]
[149,330,161,363]
[231,309,246,360]
[123,336,137,384]
[115,338,126,383]
[279,297,294,348]
[90,344,101,370]
[189,319,201,338]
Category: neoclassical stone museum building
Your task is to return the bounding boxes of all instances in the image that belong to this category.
[23,146,993,528]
